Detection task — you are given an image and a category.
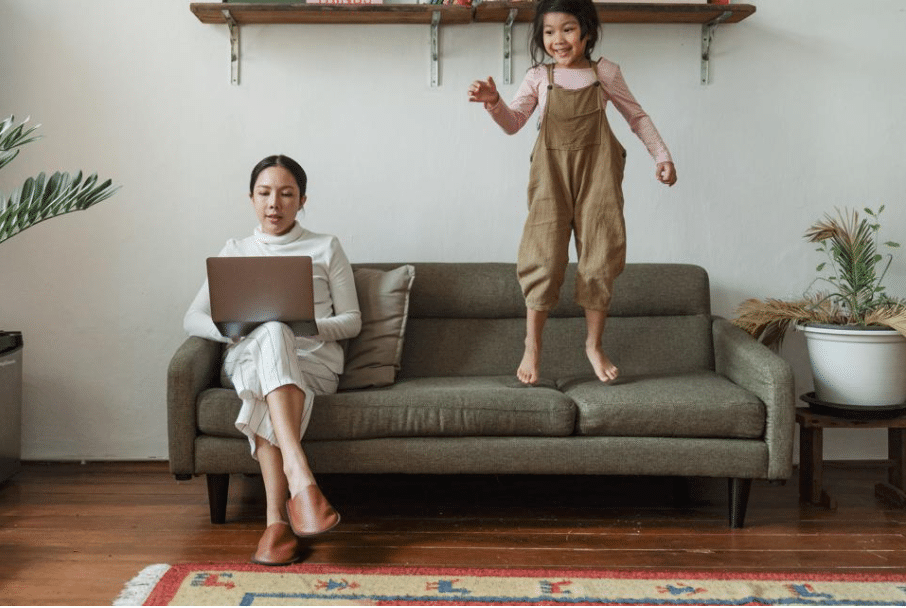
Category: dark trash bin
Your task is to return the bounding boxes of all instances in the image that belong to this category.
[0,331,23,483]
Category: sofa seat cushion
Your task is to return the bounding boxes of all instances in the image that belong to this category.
[196,376,576,442]
[560,371,765,439]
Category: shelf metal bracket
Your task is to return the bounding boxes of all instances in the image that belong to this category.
[700,10,732,85]
[503,8,518,85]
[430,11,441,88]
[223,9,240,86]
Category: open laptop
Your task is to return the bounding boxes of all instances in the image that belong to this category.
[206,256,317,339]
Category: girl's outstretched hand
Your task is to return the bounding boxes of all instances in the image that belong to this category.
[468,77,500,105]
[656,162,677,187]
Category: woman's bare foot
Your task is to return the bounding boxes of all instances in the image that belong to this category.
[586,343,618,382]
[517,342,541,385]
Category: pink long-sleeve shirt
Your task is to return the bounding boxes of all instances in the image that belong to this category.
[485,58,673,165]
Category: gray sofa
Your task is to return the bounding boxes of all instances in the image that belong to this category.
[167,263,795,528]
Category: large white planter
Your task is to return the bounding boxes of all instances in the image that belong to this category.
[799,324,906,408]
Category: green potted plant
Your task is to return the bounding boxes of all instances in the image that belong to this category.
[734,206,906,409]
[1,114,118,482]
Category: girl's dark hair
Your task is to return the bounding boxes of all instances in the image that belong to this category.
[529,0,600,66]
[249,155,307,196]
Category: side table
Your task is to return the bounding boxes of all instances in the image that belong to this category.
[796,401,906,509]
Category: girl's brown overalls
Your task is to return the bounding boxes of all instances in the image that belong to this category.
[517,59,627,313]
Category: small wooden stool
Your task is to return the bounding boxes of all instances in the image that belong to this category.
[796,396,906,509]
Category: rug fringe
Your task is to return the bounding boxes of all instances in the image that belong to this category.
[113,563,171,606]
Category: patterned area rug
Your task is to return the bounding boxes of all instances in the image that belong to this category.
[114,563,906,606]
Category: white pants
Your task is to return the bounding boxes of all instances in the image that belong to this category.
[223,322,338,459]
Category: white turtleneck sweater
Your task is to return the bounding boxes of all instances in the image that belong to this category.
[183,222,361,375]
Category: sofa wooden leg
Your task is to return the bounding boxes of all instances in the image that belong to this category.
[206,473,230,524]
[728,478,752,529]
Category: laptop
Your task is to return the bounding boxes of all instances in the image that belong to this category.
[206,256,317,339]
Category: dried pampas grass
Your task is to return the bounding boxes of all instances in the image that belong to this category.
[734,296,840,349]
[864,305,906,336]
[733,296,906,349]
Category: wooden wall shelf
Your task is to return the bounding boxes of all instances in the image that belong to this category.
[192,2,755,25]
[190,2,755,86]
[191,3,472,25]
[474,2,755,24]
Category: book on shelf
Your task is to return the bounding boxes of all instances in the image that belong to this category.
[307,0,385,4]
[604,1,711,4]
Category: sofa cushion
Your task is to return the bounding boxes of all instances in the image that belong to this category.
[560,371,765,439]
[196,377,576,441]
[339,265,415,390]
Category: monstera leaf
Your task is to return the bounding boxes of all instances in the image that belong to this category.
[0,115,118,246]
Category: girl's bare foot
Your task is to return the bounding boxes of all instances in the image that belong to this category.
[518,309,547,385]
[517,342,541,385]
[586,343,618,382]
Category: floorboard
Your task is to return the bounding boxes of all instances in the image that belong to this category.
[0,461,904,605]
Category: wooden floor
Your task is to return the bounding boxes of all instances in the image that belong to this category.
[1,461,905,605]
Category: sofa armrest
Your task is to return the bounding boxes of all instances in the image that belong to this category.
[712,317,796,480]
[167,336,223,476]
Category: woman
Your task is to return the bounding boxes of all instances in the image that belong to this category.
[184,155,361,565]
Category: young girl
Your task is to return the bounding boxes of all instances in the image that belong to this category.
[468,0,676,385]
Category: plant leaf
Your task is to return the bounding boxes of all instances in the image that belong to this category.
[0,170,119,245]
[0,115,42,171]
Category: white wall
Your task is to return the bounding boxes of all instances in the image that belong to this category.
[0,0,903,460]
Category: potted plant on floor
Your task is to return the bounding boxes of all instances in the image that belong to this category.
[733,206,906,410]
[1,114,118,482]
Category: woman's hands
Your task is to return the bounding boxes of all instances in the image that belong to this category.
[468,76,500,106]
[656,162,677,187]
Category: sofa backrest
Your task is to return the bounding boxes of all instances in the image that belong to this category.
[354,263,713,380]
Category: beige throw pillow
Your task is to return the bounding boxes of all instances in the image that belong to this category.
[338,265,415,390]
